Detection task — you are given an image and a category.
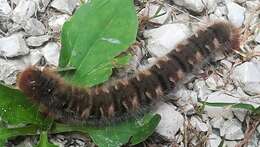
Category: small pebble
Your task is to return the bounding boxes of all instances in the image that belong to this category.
[40,42,60,66]
[172,0,205,13]
[23,18,46,36]
[205,74,225,90]
[0,0,12,18]
[0,33,29,58]
[226,1,246,27]
[231,60,260,95]
[190,116,209,132]
[48,14,70,32]
[144,23,191,57]
[51,0,78,15]
[36,0,52,12]
[193,79,211,98]
[155,103,184,139]
[210,116,224,129]
[0,58,29,84]
[139,3,171,24]
[233,109,247,122]
[207,133,222,147]
[255,31,260,43]
[12,0,38,22]
[220,119,244,140]
[26,35,51,47]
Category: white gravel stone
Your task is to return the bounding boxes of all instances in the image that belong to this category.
[207,133,221,147]
[220,59,233,69]
[210,116,224,129]
[231,60,260,95]
[174,88,197,114]
[257,125,260,134]
[220,119,244,140]
[226,1,246,27]
[203,91,238,119]
[245,1,260,10]
[205,91,240,103]
[223,141,238,147]
[40,42,60,66]
[12,0,38,22]
[27,49,43,65]
[0,59,19,85]
[210,6,228,21]
[139,3,171,24]
[175,88,198,104]
[23,18,46,36]
[0,33,29,58]
[233,109,247,122]
[255,32,260,43]
[144,23,191,57]
[182,104,195,115]
[206,74,225,90]
[202,0,219,13]
[51,0,78,15]
[233,0,247,3]
[48,14,70,32]
[0,58,29,84]
[190,116,209,132]
[193,79,211,98]
[0,0,12,18]
[35,0,52,12]
[172,0,205,13]
[26,35,51,47]
[247,133,258,147]
[155,103,184,139]
[254,45,260,52]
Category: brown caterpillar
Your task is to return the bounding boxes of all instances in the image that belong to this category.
[17,22,240,126]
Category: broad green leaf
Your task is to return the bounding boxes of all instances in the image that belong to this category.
[0,140,5,147]
[59,0,138,86]
[51,114,161,147]
[0,0,158,146]
[36,131,58,147]
[0,84,51,126]
[112,53,132,68]
[130,114,161,145]
[58,0,159,145]
[0,125,39,145]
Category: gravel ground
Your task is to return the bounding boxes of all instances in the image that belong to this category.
[0,0,260,146]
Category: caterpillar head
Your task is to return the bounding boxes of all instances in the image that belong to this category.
[209,22,240,52]
[17,67,42,98]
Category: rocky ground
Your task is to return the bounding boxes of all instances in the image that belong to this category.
[0,0,259,147]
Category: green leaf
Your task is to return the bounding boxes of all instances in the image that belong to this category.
[59,0,138,86]
[0,140,5,147]
[112,53,132,68]
[130,114,161,145]
[57,0,159,146]
[253,106,260,115]
[0,84,51,126]
[0,0,158,146]
[202,102,256,112]
[36,131,58,147]
[0,125,39,144]
[51,114,161,147]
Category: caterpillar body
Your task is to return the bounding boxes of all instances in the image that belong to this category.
[17,22,240,126]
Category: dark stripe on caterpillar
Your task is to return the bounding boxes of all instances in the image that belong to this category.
[17,22,240,126]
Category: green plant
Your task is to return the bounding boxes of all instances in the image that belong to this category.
[0,0,161,146]
[200,101,260,117]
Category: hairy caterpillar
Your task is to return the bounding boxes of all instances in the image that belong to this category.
[17,22,240,126]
